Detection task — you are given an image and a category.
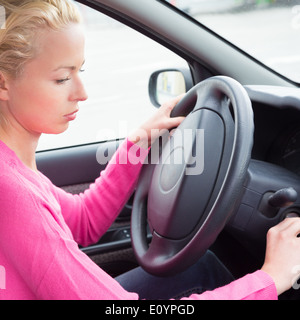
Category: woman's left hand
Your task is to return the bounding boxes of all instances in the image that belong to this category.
[128,94,185,149]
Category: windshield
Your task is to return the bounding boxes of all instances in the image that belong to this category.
[166,0,300,83]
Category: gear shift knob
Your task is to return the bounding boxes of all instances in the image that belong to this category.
[268,187,298,208]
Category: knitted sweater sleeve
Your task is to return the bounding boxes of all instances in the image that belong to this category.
[54,138,149,247]
[184,270,277,300]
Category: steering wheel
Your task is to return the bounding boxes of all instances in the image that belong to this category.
[131,76,254,276]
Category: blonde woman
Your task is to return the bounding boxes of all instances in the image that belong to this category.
[0,0,299,300]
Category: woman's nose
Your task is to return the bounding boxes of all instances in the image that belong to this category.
[71,76,88,102]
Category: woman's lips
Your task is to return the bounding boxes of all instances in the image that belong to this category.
[64,109,79,121]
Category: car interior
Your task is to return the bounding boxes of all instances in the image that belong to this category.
[34,0,300,299]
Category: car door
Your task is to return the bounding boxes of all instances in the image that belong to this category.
[35,1,189,277]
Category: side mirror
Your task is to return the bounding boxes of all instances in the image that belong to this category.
[148,68,193,108]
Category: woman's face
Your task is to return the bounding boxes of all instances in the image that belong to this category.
[5,23,88,136]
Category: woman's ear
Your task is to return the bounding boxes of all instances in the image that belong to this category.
[0,72,9,101]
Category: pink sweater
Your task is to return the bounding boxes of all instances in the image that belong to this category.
[0,139,277,300]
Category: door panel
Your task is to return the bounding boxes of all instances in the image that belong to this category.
[36,140,120,187]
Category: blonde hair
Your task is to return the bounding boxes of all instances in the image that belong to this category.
[0,0,81,79]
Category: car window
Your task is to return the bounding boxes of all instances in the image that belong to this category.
[164,0,300,84]
[37,2,188,151]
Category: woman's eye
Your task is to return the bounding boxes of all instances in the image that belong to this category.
[56,77,71,84]
[55,69,84,84]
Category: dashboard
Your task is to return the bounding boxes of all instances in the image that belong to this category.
[245,85,300,176]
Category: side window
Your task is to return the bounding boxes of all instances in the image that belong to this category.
[37,3,188,151]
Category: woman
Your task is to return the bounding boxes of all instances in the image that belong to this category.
[0,0,299,300]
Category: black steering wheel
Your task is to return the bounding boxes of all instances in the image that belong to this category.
[131,76,254,276]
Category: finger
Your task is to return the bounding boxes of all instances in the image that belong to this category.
[284,218,300,237]
[170,93,185,105]
[273,217,299,232]
[272,217,300,238]
[163,94,185,112]
[169,116,185,127]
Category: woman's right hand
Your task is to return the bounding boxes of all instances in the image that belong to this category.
[261,217,300,295]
